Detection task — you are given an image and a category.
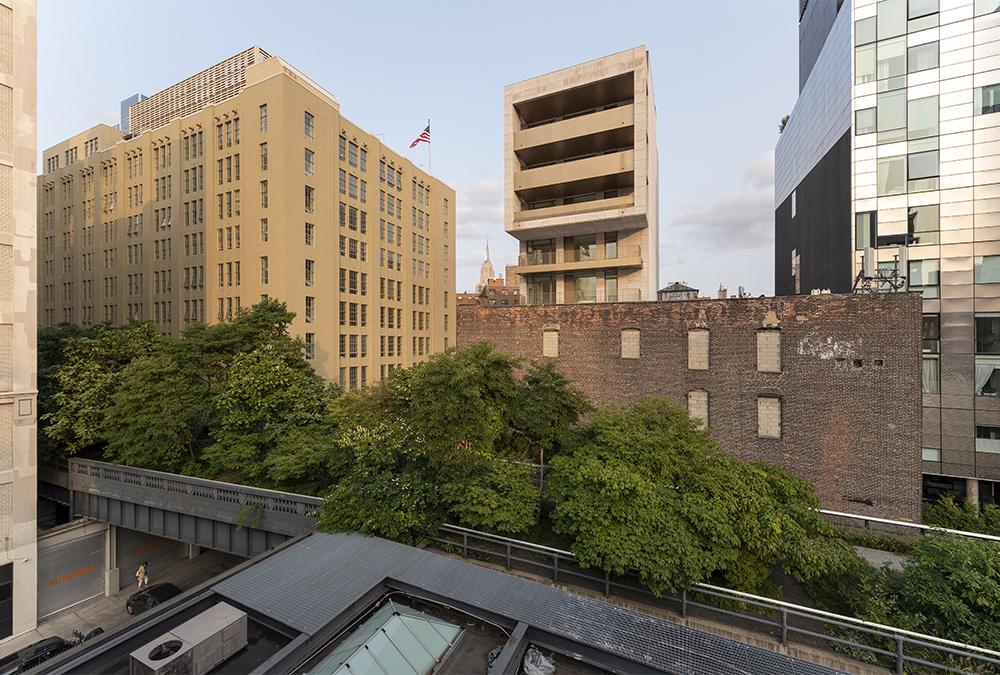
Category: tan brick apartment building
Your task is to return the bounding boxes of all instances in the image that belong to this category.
[505,46,659,305]
[458,293,924,520]
[39,47,456,388]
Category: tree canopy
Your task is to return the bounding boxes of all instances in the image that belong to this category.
[39,299,339,489]
[924,494,1000,536]
[316,343,574,543]
[890,535,1000,649]
[547,397,854,595]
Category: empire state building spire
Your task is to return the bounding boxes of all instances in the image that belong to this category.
[477,238,496,293]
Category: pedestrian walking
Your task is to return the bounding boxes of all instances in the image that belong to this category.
[136,561,149,590]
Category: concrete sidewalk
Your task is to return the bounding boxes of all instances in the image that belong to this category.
[0,549,243,658]
[855,545,906,571]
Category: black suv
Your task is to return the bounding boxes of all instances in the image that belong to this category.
[125,582,182,615]
[0,637,70,674]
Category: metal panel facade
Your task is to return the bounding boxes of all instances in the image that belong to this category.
[36,532,104,619]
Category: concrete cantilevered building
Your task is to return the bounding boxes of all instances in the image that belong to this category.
[505,46,659,305]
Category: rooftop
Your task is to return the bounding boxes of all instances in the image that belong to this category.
[38,533,846,675]
[658,282,698,293]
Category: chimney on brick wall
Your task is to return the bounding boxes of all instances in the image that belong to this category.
[717,283,727,299]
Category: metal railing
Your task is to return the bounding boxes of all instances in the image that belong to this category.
[518,245,641,267]
[520,250,557,266]
[430,524,1000,674]
[56,460,1000,671]
[818,508,1000,543]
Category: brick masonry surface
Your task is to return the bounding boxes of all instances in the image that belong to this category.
[457,293,923,520]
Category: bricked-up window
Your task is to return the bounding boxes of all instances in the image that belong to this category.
[688,329,709,370]
[621,329,640,359]
[757,396,782,439]
[542,329,559,358]
[688,390,709,427]
[757,329,781,373]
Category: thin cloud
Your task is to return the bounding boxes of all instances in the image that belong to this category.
[744,150,774,189]
[454,178,518,292]
[456,179,503,241]
[670,151,774,251]
[85,105,119,127]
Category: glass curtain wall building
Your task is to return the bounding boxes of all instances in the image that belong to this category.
[776,0,1000,506]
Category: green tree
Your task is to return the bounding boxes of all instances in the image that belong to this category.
[507,360,590,465]
[37,323,88,462]
[317,343,540,541]
[547,397,854,595]
[203,345,336,485]
[174,298,306,387]
[888,534,1000,649]
[924,495,1000,536]
[101,353,207,473]
[40,300,324,485]
[317,417,442,543]
[43,322,165,455]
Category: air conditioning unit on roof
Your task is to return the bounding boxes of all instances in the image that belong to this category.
[129,602,247,675]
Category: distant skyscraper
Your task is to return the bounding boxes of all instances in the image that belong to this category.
[476,240,496,293]
[119,93,147,133]
[775,0,1000,506]
[504,46,659,305]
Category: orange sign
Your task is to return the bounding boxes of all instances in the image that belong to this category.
[49,565,96,587]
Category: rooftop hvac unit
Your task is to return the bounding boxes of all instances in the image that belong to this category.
[129,602,247,675]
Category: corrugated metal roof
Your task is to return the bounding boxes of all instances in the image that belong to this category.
[213,533,845,675]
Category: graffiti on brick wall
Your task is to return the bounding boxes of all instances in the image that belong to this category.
[797,333,856,360]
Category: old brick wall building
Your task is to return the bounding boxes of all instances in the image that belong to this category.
[457,293,923,520]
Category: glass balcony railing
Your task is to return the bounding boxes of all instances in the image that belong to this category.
[520,250,557,266]
[518,245,641,267]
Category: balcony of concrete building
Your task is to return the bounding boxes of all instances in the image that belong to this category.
[513,72,634,129]
[510,242,642,277]
[514,149,634,195]
[514,105,634,161]
[523,274,642,305]
[512,192,635,228]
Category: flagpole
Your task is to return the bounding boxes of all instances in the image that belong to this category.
[427,118,432,175]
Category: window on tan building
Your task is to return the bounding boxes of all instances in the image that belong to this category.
[621,328,640,359]
[758,396,781,439]
[542,328,559,358]
[688,329,709,370]
[757,329,781,373]
[688,390,708,427]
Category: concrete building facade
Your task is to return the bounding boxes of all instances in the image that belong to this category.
[0,0,36,643]
[504,46,659,305]
[39,47,456,389]
[775,0,1000,505]
[457,293,924,521]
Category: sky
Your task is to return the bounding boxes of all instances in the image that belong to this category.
[38,0,799,297]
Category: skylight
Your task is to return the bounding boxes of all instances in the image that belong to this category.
[307,600,463,675]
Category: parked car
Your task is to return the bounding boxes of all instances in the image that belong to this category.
[0,637,70,674]
[125,582,182,615]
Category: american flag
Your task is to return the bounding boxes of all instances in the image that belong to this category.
[410,124,431,148]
